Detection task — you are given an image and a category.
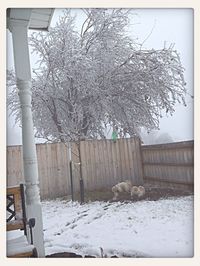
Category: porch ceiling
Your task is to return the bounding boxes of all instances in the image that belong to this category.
[7,8,54,31]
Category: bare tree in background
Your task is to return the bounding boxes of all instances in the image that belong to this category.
[140,130,174,145]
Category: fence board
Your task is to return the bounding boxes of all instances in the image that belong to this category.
[110,140,117,185]
[71,142,80,193]
[114,139,121,183]
[106,141,111,186]
[127,138,134,183]
[97,139,103,187]
[93,140,100,188]
[89,141,95,188]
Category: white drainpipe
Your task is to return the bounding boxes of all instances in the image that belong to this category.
[9,18,45,257]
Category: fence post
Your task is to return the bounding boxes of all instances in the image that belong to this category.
[68,143,74,201]
[138,137,145,185]
[69,160,74,201]
[78,141,84,204]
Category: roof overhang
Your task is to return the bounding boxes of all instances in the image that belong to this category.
[7,8,54,32]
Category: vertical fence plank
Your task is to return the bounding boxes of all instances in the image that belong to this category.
[110,140,117,186]
[71,142,80,193]
[96,140,102,189]
[124,138,131,180]
[127,138,135,184]
[113,140,121,183]
[88,140,95,190]
[131,137,140,185]
[106,140,113,187]
[80,141,88,191]
[93,140,101,189]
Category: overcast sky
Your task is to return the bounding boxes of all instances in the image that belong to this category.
[7,8,194,145]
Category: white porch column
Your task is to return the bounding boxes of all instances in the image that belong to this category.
[9,19,45,257]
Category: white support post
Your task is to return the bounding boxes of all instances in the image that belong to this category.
[9,20,45,257]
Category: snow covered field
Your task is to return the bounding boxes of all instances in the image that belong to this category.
[42,196,194,258]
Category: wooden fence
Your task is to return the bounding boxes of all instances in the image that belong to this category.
[7,139,194,199]
[141,140,194,190]
[79,138,143,190]
[7,137,143,199]
[7,143,71,199]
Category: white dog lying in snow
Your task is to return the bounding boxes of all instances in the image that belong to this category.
[130,185,145,198]
[111,180,132,200]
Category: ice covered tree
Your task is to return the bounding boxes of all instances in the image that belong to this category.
[7,8,187,143]
[140,129,174,144]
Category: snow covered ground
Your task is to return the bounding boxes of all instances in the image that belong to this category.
[41,196,194,258]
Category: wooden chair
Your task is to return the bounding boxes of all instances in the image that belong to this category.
[7,184,38,257]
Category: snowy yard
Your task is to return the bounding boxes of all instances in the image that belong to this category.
[41,195,193,258]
